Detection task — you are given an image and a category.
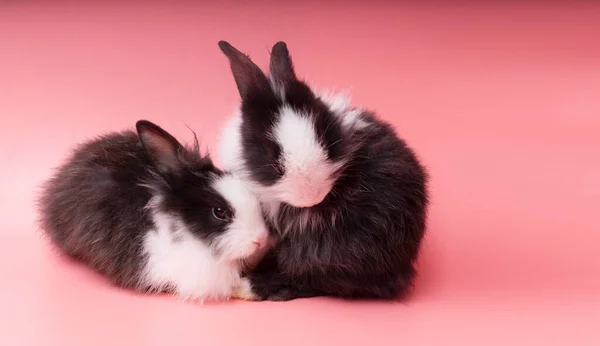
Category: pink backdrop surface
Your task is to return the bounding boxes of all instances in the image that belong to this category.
[1,1,599,345]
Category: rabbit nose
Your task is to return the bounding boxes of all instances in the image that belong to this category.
[252,236,266,248]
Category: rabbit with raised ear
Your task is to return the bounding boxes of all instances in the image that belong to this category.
[218,41,429,301]
[38,120,269,302]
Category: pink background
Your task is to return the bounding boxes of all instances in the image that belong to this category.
[1,1,599,345]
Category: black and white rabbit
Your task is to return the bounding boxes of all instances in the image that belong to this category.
[218,41,429,301]
[38,120,269,301]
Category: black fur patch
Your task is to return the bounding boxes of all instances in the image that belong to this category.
[240,88,284,186]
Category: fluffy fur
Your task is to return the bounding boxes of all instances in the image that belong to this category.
[218,41,429,301]
[38,120,268,301]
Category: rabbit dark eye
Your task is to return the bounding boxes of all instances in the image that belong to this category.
[212,207,230,221]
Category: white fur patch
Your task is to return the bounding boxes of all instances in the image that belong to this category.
[318,90,369,130]
[273,106,325,168]
[211,174,269,261]
[269,106,338,207]
[231,277,258,301]
[218,111,244,173]
[318,90,352,114]
[141,197,242,301]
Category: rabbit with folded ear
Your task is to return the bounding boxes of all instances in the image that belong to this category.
[38,120,269,301]
[218,41,429,301]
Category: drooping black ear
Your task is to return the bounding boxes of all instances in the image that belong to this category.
[269,41,297,89]
[218,40,271,99]
[136,120,183,176]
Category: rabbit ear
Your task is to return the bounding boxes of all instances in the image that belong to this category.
[269,41,297,89]
[218,41,271,99]
[136,120,183,176]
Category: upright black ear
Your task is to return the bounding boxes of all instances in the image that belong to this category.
[218,40,271,99]
[269,41,297,88]
[136,120,183,176]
